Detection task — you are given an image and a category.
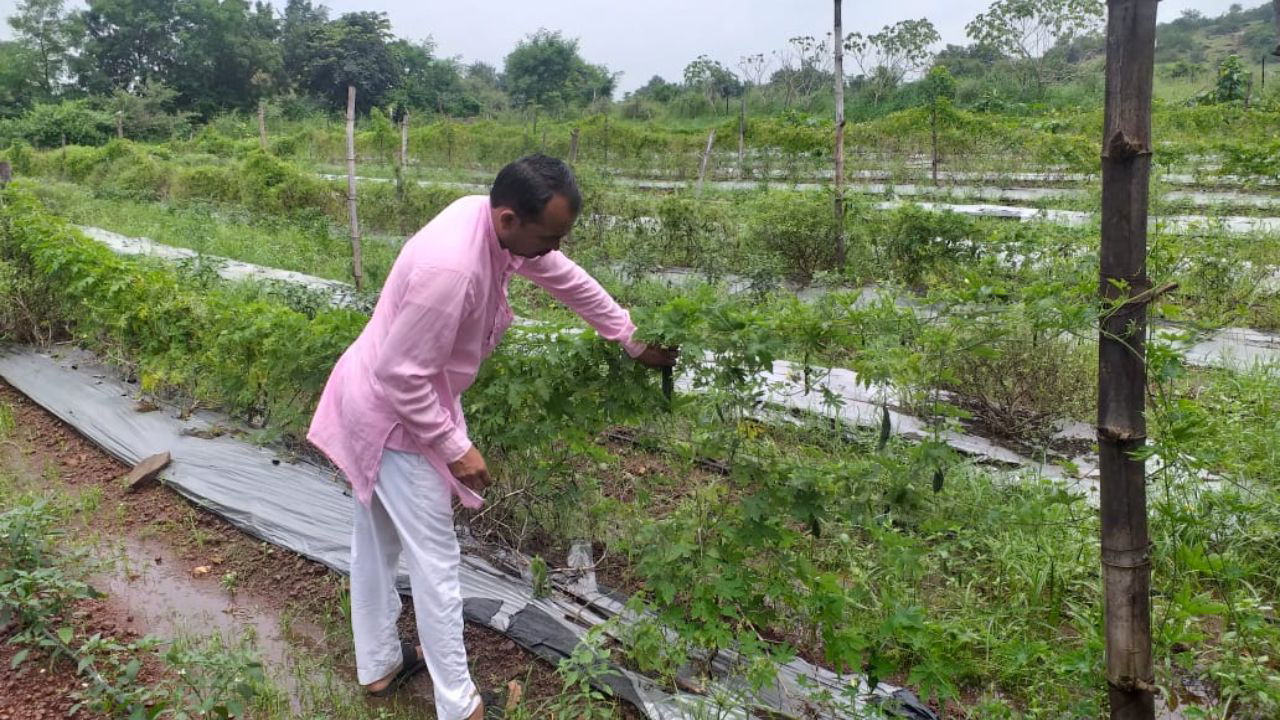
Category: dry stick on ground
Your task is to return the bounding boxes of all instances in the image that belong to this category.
[832,0,847,269]
[1097,1,1159,719]
[345,84,364,292]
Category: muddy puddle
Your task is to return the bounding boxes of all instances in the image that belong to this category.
[89,534,327,708]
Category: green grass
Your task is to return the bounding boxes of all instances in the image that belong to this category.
[32,180,401,288]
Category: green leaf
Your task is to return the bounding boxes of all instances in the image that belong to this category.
[932,468,944,494]
[10,648,29,669]
[56,627,73,645]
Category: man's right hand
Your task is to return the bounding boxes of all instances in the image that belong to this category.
[448,446,491,493]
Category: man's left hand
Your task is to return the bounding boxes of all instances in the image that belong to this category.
[635,344,678,369]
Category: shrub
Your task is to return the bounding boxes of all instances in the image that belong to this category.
[743,190,843,284]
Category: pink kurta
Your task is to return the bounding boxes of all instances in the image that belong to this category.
[308,195,645,508]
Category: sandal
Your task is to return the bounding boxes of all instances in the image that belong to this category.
[367,642,426,698]
[478,680,522,719]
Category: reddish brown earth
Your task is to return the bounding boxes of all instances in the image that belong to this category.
[0,380,624,717]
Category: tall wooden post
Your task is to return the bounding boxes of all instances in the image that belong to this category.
[345,85,365,292]
[394,109,408,234]
[832,0,847,268]
[1098,2,1158,718]
[931,102,941,186]
[115,111,124,139]
[400,109,410,170]
[569,128,580,164]
[696,129,716,196]
[603,112,610,167]
[258,101,268,150]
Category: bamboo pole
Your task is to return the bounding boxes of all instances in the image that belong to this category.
[1098,2,1158,718]
[833,0,846,268]
[695,129,716,196]
[345,85,364,292]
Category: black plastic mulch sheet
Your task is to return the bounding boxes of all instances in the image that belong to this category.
[0,344,937,720]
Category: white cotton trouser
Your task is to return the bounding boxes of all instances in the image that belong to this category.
[351,448,480,720]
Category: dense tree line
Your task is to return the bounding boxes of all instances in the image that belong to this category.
[0,0,611,122]
[0,0,1276,141]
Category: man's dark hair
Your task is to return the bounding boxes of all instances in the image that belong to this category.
[490,154,581,221]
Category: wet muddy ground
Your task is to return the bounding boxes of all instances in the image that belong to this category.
[0,379,582,718]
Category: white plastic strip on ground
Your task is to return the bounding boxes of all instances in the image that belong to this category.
[76,225,1097,482]
[318,174,1280,236]
[320,172,1280,211]
[75,224,1280,495]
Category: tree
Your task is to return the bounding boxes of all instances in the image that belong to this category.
[71,0,188,95]
[167,0,282,115]
[682,55,742,112]
[633,75,680,103]
[845,18,941,103]
[768,35,833,108]
[7,0,73,97]
[503,29,614,109]
[461,61,508,115]
[388,39,478,116]
[965,0,1104,88]
[302,12,398,112]
[0,41,41,114]
[280,0,329,93]
[1209,54,1248,103]
[107,80,193,139]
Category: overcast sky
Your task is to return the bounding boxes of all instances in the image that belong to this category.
[0,0,1254,93]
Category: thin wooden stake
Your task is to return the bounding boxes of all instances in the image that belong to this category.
[931,105,940,186]
[569,128,580,164]
[603,112,610,167]
[833,0,847,269]
[394,109,408,234]
[696,129,716,196]
[258,101,268,151]
[1098,2,1158,718]
[345,85,364,292]
[737,92,747,179]
[400,109,410,170]
[115,111,123,139]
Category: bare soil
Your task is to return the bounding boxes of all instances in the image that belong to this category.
[0,380,614,717]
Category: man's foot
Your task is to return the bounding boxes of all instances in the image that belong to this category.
[471,681,521,719]
[366,643,425,696]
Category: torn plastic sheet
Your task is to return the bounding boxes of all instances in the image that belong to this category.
[0,344,937,720]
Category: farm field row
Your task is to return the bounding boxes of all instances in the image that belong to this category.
[6,183,1280,717]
